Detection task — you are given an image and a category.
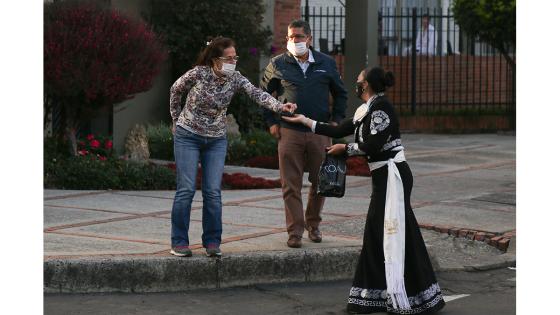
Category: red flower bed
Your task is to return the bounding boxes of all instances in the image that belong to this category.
[244,155,371,177]
[245,155,369,176]
[163,155,369,191]
[244,155,279,169]
[346,156,370,176]
[165,164,281,189]
[223,173,281,189]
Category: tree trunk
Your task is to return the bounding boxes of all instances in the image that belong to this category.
[64,106,79,156]
[496,44,515,70]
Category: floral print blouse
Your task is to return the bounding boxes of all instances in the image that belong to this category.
[170,66,283,137]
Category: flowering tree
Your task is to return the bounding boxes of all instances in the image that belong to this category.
[44,0,167,155]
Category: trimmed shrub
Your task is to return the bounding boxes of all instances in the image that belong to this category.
[226,129,278,165]
[147,122,174,160]
[44,155,176,190]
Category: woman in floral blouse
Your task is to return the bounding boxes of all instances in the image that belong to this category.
[169,37,296,258]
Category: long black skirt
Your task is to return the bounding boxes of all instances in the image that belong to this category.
[346,161,445,314]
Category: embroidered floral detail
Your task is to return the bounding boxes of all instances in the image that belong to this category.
[381,138,402,152]
[350,287,387,299]
[386,295,444,314]
[384,219,398,234]
[346,143,366,156]
[348,283,443,312]
[370,110,390,135]
[353,103,369,124]
[348,298,387,308]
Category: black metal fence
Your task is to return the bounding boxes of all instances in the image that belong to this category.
[302,5,346,75]
[302,6,516,114]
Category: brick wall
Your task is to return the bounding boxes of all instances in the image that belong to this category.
[273,0,302,55]
[399,115,513,132]
[330,55,513,108]
[379,56,514,108]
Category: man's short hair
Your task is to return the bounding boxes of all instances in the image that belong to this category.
[422,13,430,20]
[288,19,311,35]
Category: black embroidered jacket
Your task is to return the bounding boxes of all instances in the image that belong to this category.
[314,95,403,163]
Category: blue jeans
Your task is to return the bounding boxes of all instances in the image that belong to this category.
[171,126,227,248]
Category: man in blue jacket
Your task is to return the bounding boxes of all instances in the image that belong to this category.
[261,20,347,248]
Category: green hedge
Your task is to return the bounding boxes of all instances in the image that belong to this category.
[145,123,278,165]
[45,156,176,190]
[45,138,176,190]
[226,129,278,165]
[45,155,176,190]
[147,122,174,161]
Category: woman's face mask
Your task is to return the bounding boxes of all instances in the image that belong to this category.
[220,62,236,75]
[355,81,366,99]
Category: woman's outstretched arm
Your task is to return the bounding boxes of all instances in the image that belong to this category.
[282,114,354,138]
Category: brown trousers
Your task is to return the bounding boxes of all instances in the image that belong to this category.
[278,128,331,237]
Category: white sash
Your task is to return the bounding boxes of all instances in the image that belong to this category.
[368,150,411,310]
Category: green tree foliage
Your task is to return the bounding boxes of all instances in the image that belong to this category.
[452,0,515,67]
[148,0,273,132]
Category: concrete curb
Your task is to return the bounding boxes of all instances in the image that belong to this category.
[44,247,362,294]
[464,253,516,271]
[44,245,516,294]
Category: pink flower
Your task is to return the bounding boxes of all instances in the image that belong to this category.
[86,134,95,140]
[104,140,113,149]
[90,139,100,148]
[78,150,89,156]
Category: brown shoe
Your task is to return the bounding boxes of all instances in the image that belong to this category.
[308,227,322,243]
[287,235,302,248]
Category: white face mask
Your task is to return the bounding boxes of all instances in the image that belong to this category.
[220,62,236,75]
[287,41,308,56]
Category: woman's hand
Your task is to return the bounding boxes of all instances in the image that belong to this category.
[281,113,307,124]
[281,102,297,113]
[326,143,346,155]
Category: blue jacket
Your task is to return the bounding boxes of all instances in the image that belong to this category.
[260,48,348,132]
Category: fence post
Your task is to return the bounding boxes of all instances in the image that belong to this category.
[411,8,417,114]
[304,0,309,22]
[510,63,516,130]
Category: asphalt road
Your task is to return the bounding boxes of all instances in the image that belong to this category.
[44,268,515,315]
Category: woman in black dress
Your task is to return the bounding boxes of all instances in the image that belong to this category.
[283,67,445,314]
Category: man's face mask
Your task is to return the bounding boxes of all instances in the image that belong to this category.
[287,41,308,56]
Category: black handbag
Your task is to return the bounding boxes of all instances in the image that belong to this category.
[317,153,347,198]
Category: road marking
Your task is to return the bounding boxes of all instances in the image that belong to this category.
[443,294,470,302]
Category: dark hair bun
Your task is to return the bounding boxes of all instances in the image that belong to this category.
[384,71,395,88]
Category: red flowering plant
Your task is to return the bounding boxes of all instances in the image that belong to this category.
[244,156,279,169]
[164,164,281,190]
[346,156,370,176]
[44,0,167,156]
[77,133,113,160]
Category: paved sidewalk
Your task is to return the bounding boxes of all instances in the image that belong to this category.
[44,134,516,293]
